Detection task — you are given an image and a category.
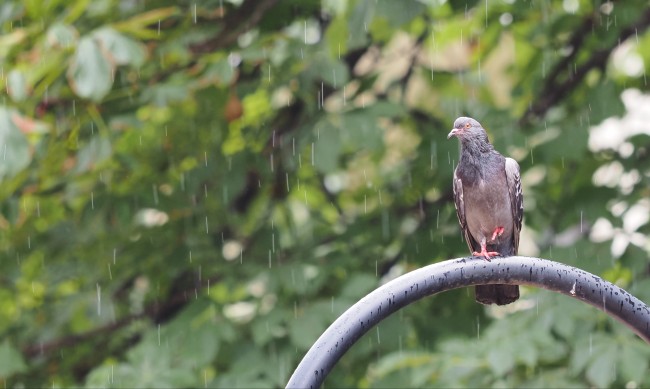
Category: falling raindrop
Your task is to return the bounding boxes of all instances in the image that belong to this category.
[96,283,101,316]
[108,264,112,280]
[158,324,161,346]
[484,0,488,27]
[580,210,584,233]
[91,192,94,210]
[205,216,209,234]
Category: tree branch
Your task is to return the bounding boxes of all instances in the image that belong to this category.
[190,0,279,53]
[22,274,220,358]
[520,7,650,126]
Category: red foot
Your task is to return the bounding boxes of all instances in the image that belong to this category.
[473,249,501,261]
[490,226,505,241]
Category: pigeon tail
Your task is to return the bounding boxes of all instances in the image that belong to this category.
[475,284,520,306]
[474,241,519,306]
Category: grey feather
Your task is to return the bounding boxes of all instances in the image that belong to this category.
[448,117,523,305]
[505,157,523,253]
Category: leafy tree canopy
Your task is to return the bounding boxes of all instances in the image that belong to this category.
[1,0,650,387]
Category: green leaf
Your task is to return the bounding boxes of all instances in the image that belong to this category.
[0,340,27,377]
[46,23,79,48]
[325,15,348,58]
[74,135,112,173]
[619,342,648,383]
[68,36,113,101]
[340,273,377,299]
[93,27,146,67]
[313,119,342,173]
[585,345,617,387]
[347,0,375,50]
[289,313,326,350]
[6,69,28,102]
[374,0,426,28]
[486,343,516,376]
[0,107,31,181]
[585,81,625,125]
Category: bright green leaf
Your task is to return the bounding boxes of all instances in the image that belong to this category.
[0,340,27,377]
[68,36,113,101]
[0,107,31,180]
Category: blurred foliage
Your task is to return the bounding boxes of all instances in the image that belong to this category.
[1,0,650,387]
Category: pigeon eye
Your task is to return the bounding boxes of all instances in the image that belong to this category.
[464,123,471,129]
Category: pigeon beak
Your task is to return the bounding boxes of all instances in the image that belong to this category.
[447,129,458,139]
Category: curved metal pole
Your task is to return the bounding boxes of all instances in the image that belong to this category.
[286,256,650,389]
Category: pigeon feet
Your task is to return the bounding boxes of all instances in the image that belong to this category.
[473,239,500,261]
[490,226,505,241]
[473,249,501,261]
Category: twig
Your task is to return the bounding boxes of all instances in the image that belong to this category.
[521,7,650,125]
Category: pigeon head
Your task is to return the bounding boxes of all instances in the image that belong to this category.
[447,117,488,141]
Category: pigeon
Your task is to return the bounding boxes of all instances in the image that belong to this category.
[447,117,523,305]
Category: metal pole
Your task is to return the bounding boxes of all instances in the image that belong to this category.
[286,256,650,388]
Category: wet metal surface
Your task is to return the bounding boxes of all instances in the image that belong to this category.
[286,256,650,389]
